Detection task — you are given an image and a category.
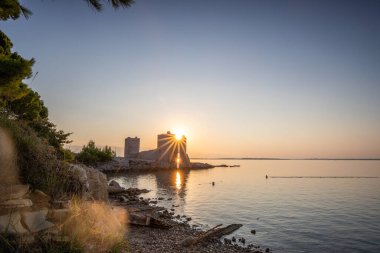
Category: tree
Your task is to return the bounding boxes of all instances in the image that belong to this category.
[76,140,116,165]
[0,0,133,160]
[0,31,34,106]
[0,0,134,21]
[0,0,32,20]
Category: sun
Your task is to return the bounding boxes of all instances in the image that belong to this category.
[173,128,186,140]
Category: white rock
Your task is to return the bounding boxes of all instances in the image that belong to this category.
[0,198,33,208]
[21,209,55,233]
[0,211,29,234]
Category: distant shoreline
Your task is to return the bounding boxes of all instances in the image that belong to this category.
[191,158,380,161]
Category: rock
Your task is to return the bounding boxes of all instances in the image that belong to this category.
[109,180,121,189]
[28,189,50,209]
[251,229,256,234]
[170,208,175,211]
[175,215,180,219]
[0,198,33,208]
[224,238,232,244]
[240,237,245,244]
[21,210,55,233]
[265,248,270,252]
[85,166,108,201]
[232,236,236,242]
[68,164,108,201]
[158,197,164,200]
[167,198,173,200]
[0,184,29,202]
[149,200,158,204]
[68,164,89,192]
[119,195,128,202]
[186,217,192,221]
[0,211,29,234]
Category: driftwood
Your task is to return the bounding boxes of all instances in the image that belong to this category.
[180,224,243,246]
[129,212,172,229]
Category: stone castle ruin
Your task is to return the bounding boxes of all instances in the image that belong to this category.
[124,131,191,168]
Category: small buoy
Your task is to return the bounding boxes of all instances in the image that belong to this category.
[212,182,215,186]
[266,175,268,179]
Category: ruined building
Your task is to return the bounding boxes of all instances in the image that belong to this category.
[124,137,140,158]
[124,131,191,168]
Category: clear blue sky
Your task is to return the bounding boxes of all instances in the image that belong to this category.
[2,0,380,158]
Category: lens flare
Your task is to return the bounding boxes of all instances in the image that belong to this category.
[0,127,19,185]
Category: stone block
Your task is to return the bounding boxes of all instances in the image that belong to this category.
[21,210,55,233]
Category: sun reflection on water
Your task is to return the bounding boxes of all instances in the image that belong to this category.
[176,170,182,190]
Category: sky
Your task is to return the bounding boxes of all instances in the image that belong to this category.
[2,0,380,158]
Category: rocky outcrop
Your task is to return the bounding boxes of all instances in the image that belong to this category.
[96,158,214,173]
[0,185,55,235]
[85,166,108,201]
[68,164,108,201]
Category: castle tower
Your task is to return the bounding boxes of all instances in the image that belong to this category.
[124,137,140,158]
[156,131,190,166]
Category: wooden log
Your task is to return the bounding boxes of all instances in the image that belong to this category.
[128,212,172,229]
[180,223,242,246]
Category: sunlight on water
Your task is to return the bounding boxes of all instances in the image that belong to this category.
[176,171,182,190]
[111,160,380,252]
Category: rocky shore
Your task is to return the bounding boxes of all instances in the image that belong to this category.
[96,158,215,173]
[0,163,269,252]
[109,180,270,253]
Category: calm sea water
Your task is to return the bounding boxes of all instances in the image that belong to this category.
[110,160,380,252]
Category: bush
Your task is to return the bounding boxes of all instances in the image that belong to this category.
[0,115,81,199]
[76,140,115,165]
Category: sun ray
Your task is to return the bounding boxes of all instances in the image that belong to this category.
[157,140,177,162]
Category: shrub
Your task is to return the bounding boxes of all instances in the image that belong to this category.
[0,115,81,199]
[76,140,115,165]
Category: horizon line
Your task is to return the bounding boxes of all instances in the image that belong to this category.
[190,157,380,161]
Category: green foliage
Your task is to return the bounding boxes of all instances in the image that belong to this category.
[87,0,135,11]
[76,140,115,165]
[0,115,81,199]
[0,30,34,105]
[0,31,72,154]
[0,0,133,21]
[7,88,48,121]
[62,148,75,162]
[0,0,32,20]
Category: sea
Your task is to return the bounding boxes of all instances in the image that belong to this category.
[109,160,380,253]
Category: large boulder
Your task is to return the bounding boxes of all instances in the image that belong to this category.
[85,166,108,201]
[68,164,108,201]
